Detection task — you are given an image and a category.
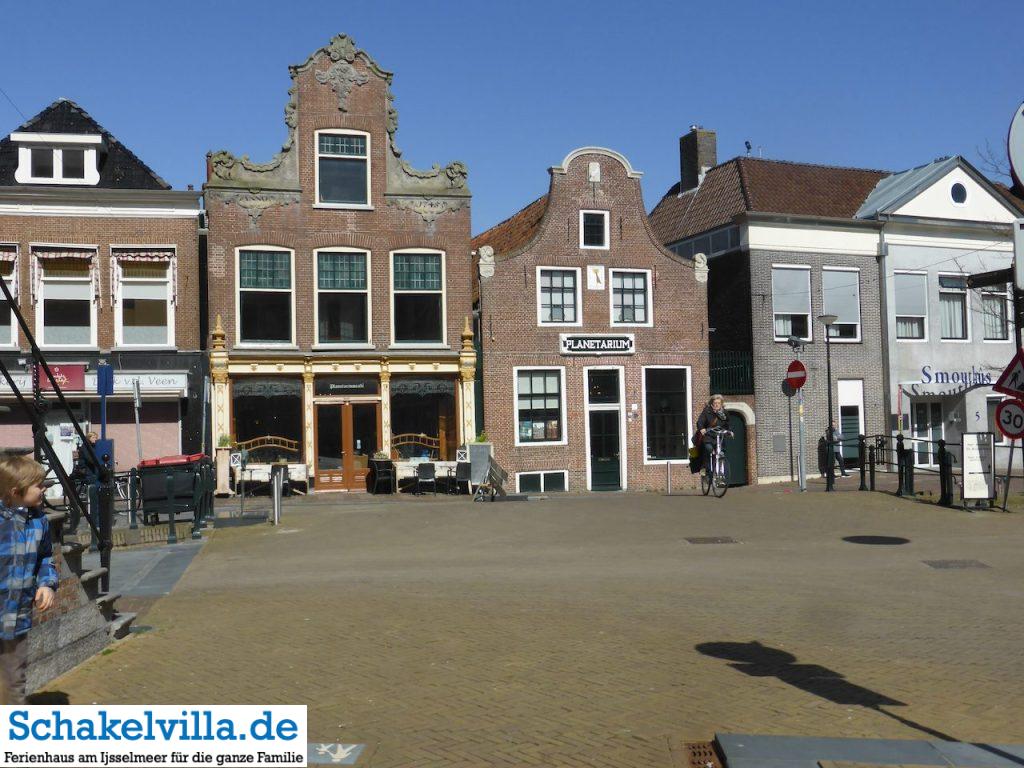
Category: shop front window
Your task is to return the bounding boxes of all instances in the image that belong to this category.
[390,377,456,460]
[231,377,303,463]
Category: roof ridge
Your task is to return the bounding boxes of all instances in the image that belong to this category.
[736,155,891,176]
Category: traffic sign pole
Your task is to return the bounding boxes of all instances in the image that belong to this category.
[1003,439,1015,513]
[798,387,806,492]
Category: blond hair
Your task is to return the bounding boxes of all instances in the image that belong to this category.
[0,454,46,503]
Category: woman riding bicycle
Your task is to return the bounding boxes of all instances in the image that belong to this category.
[695,394,729,476]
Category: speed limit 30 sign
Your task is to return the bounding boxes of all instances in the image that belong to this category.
[995,399,1024,440]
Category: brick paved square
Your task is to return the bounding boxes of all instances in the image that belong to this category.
[43,487,1024,767]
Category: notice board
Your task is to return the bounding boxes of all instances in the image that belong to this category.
[962,432,995,500]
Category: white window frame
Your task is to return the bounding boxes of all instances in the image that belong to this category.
[390,248,447,348]
[641,365,693,466]
[513,366,568,447]
[938,271,971,343]
[609,268,653,327]
[821,266,861,343]
[894,270,929,343]
[113,248,175,349]
[13,134,102,186]
[314,129,372,210]
[313,248,373,349]
[36,251,97,349]
[235,246,296,348]
[979,285,1011,343]
[0,246,18,348]
[771,264,812,342]
[582,365,627,490]
[579,210,610,250]
[514,470,569,493]
[536,266,583,327]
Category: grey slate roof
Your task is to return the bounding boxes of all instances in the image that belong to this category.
[0,99,170,190]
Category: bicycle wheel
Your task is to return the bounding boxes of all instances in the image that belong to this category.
[712,457,729,498]
[700,466,711,496]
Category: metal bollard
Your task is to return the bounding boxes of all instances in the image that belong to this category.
[937,439,948,506]
[271,467,283,526]
[665,460,672,495]
[905,451,915,496]
[825,438,835,493]
[858,435,867,491]
[97,478,114,594]
[895,435,905,496]
[166,470,177,545]
[868,445,876,491]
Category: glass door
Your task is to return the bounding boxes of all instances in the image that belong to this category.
[586,369,622,491]
[912,400,942,466]
[344,403,379,490]
[315,405,344,490]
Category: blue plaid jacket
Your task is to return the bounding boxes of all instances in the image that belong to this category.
[0,503,58,639]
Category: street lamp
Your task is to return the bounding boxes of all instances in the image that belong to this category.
[818,314,838,491]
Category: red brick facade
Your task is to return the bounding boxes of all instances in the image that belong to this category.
[475,149,709,492]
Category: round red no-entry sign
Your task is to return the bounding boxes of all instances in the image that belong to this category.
[995,399,1024,440]
[786,360,807,389]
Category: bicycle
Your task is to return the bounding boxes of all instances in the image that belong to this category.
[700,427,734,498]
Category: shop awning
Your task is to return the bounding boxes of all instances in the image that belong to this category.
[32,248,94,259]
[112,249,175,261]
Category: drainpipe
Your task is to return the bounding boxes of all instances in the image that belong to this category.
[876,219,893,438]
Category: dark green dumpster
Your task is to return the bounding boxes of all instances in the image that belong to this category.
[138,453,211,527]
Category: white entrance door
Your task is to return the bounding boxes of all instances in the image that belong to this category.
[912,400,943,467]
[43,403,87,498]
[837,380,865,468]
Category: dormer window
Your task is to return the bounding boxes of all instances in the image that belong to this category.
[12,133,101,185]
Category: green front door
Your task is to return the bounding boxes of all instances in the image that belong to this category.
[589,411,621,491]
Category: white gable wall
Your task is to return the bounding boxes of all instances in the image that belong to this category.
[893,166,1017,223]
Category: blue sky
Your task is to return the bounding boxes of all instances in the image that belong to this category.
[2,0,1021,231]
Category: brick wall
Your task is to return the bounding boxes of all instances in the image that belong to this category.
[479,151,709,492]
[0,215,200,350]
[749,249,886,480]
[205,54,472,353]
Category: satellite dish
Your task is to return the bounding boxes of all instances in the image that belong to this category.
[1009,101,1024,190]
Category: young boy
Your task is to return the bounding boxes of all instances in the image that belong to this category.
[0,454,57,704]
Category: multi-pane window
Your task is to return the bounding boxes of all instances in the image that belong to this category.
[611,270,648,324]
[517,471,567,493]
[771,266,811,340]
[118,261,171,346]
[938,274,968,340]
[644,367,689,461]
[516,369,563,444]
[393,252,443,343]
[40,258,93,346]
[894,272,927,340]
[0,248,15,346]
[317,251,368,344]
[580,210,609,248]
[317,132,368,205]
[538,269,578,324]
[238,249,292,344]
[822,268,861,340]
[980,287,1009,341]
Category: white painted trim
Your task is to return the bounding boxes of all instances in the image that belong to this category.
[536,266,583,327]
[837,378,865,438]
[552,147,643,178]
[15,146,100,186]
[313,247,372,345]
[771,264,812,343]
[641,365,693,466]
[512,366,568,448]
[821,265,862,343]
[979,286,1012,343]
[724,401,755,425]
[882,233,1012,251]
[747,223,880,256]
[609,268,653,327]
[235,245,296,347]
[579,210,610,250]
[314,128,371,208]
[0,204,200,219]
[937,270,971,343]
[10,132,102,144]
[514,470,569,493]
[583,365,627,490]
[114,252,175,349]
[390,248,447,346]
[910,398,944,468]
[36,255,97,349]
[893,269,929,343]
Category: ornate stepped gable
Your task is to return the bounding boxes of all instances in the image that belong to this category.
[205,33,469,225]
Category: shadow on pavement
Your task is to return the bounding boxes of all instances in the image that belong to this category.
[27,691,70,704]
[696,640,1024,766]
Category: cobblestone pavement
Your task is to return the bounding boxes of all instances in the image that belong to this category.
[44,485,1024,767]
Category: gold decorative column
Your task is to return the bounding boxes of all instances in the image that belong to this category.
[459,316,477,445]
[380,362,392,456]
[303,360,315,483]
[210,315,232,495]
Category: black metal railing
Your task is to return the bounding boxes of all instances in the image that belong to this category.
[0,274,113,587]
[710,350,753,395]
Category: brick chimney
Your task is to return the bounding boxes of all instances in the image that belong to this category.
[679,126,717,191]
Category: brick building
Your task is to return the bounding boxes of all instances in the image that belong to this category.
[204,34,475,491]
[473,147,709,493]
[0,99,204,477]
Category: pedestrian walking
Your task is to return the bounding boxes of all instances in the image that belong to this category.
[830,420,850,477]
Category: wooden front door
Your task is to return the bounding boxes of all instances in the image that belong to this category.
[316,403,381,491]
